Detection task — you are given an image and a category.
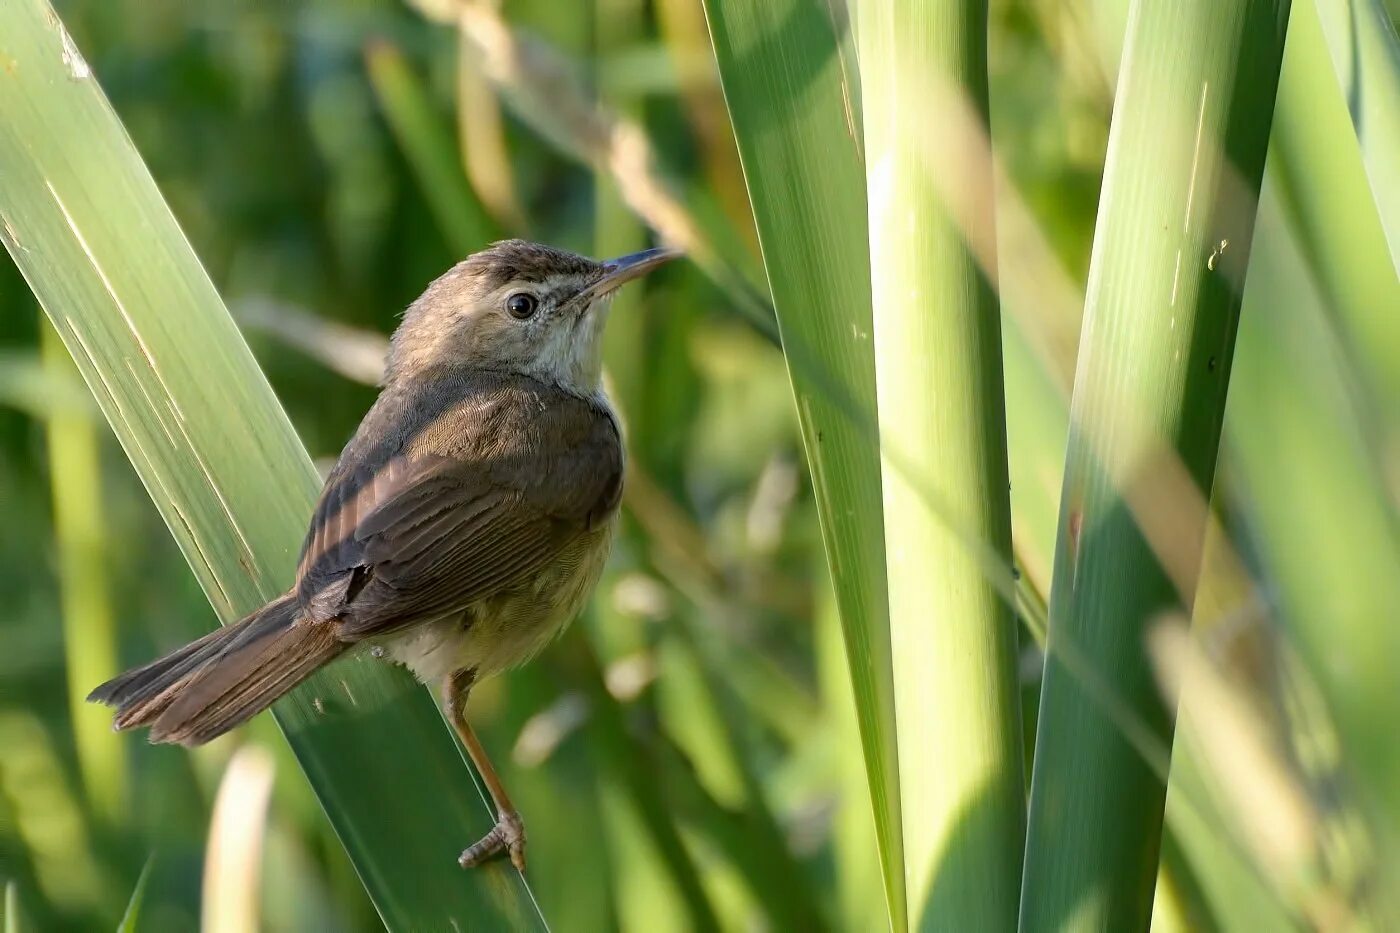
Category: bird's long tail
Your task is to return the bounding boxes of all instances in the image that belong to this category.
[88,593,344,746]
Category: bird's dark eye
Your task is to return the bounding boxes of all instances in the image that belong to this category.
[505,292,539,320]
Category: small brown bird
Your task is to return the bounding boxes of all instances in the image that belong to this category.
[89,239,676,872]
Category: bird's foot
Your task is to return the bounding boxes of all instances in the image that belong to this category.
[459,809,527,872]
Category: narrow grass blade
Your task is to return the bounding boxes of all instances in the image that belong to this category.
[657,630,828,931]
[0,349,93,419]
[573,636,721,932]
[1020,1,1292,928]
[0,1,539,925]
[0,712,111,918]
[39,320,125,824]
[816,579,885,933]
[585,5,730,923]
[654,0,760,256]
[594,0,652,440]
[364,39,503,255]
[3,882,19,933]
[115,857,155,933]
[858,1,1025,927]
[655,735,826,931]
[456,33,528,234]
[202,746,276,933]
[699,0,905,925]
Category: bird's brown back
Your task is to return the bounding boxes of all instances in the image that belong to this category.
[295,366,623,640]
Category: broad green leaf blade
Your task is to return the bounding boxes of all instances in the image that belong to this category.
[1230,184,1400,918]
[1159,743,1299,932]
[857,1,1025,928]
[0,2,538,927]
[1020,1,1292,928]
[700,0,905,925]
[1312,0,1400,268]
[1066,4,1382,924]
[1272,0,1400,417]
[998,206,1299,933]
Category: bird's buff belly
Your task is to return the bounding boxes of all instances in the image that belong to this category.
[376,521,616,685]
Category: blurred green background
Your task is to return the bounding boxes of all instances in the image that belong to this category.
[1,0,1397,930]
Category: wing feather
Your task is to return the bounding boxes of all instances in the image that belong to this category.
[293,371,622,640]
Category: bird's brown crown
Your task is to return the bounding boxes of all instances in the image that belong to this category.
[460,239,602,291]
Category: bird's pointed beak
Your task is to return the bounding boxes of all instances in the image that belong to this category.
[601,247,680,286]
[576,247,680,307]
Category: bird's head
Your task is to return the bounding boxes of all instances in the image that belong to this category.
[386,239,677,392]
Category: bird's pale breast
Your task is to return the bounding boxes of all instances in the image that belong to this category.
[379,508,617,685]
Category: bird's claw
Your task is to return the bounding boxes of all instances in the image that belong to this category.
[459,809,527,873]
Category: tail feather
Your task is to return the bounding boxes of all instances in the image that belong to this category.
[151,613,341,745]
[89,593,344,746]
[88,623,239,725]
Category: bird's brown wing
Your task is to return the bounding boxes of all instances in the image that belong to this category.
[294,373,622,639]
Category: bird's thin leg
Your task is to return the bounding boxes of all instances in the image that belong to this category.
[443,670,527,872]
